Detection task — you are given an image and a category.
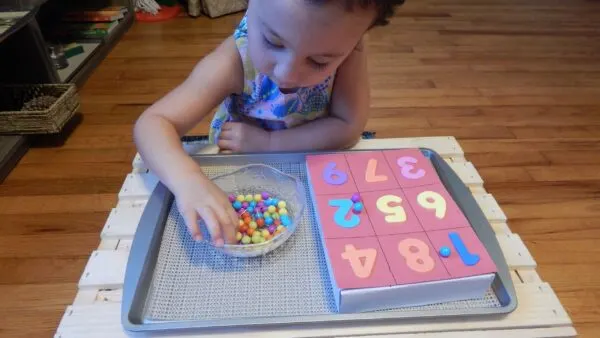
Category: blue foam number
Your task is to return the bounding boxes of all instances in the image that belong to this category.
[329,199,360,228]
[449,232,480,266]
[323,162,348,185]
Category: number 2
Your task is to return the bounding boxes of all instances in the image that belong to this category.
[417,191,447,219]
[329,199,360,228]
[323,162,348,185]
[397,156,425,179]
[398,238,435,273]
[341,244,377,278]
[376,195,407,223]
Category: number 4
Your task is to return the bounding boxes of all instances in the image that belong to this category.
[341,244,377,279]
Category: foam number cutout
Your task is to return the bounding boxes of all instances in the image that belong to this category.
[341,244,377,279]
[449,232,480,266]
[376,195,407,223]
[397,156,426,180]
[329,199,360,228]
[417,191,447,219]
[397,238,435,273]
[365,158,388,183]
[323,162,348,185]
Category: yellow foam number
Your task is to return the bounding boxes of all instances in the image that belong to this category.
[397,238,435,273]
[417,191,446,219]
[376,195,407,223]
[365,158,388,183]
[341,244,377,279]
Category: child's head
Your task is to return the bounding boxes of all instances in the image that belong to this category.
[245,0,404,90]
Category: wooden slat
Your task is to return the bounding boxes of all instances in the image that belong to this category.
[117,172,159,201]
[496,233,537,269]
[100,206,144,240]
[473,194,508,223]
[78,251,128,290]
[55,283,571,338]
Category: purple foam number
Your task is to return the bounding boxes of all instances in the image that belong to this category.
[397,156,426,180]
[323,162,348,185]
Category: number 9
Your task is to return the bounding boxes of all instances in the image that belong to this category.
[323,162,348,185]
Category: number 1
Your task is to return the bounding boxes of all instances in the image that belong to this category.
[449,232,480,266]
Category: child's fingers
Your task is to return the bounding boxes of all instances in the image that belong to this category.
[198,207,224,247]
[218,139,237,152]
[219,130,232,140]
[181,208,202,241]
[224,205,239,244]
[215,206,237,244]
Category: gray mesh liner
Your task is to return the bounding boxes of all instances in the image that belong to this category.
[141,161,502,323]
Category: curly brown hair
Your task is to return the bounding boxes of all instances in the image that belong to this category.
[307,0,406,27]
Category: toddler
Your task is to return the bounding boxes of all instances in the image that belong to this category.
[133,0,405,246]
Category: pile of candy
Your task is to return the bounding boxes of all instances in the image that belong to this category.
[228,192,291,245]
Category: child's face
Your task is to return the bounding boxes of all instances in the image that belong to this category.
[245,0,375,90]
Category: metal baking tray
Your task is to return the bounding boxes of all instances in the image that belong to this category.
[121,148,517,335]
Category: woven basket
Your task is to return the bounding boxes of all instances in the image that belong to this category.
[196,0,248,18]
[0,84,79,134]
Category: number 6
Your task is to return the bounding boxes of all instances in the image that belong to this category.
[323,162,348,185]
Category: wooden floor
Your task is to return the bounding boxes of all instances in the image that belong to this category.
[2,0,600,336]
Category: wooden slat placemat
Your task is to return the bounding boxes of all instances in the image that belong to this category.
[54,137,576,338]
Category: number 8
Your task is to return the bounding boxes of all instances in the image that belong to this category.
[398,238,435,273]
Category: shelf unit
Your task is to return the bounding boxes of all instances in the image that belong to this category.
[0,0,133,183]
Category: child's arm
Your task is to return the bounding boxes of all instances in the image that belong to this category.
[218,41,370,152]
[133,36,243,244]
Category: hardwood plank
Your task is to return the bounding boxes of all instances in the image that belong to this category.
[18,148,136,165]
[478,167,534,183]
[0,194,117,215]
[5,163,130,181]
[542,151,600,165]
[0,213,108,236]
[527,165,600,181]
[0,283,77,309]
[0,234,100,258]
[467,152,550,167]
[0,257,88,285]
[0,177,125,196]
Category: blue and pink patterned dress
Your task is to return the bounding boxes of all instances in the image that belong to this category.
[208,15,335,143]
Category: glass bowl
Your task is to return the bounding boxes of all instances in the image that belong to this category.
[201,164,306,258]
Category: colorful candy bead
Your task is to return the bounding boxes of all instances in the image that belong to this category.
[352,202,363,214]
[351,193,361,203]
[231,191,289,245]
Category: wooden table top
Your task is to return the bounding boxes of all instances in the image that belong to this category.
[0,0,599,336]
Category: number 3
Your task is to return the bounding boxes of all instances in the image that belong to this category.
[398,238,435,273]
[397,156,425,179]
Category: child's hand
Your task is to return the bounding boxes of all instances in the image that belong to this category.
[217,122,271,153]
[171,171,238,246]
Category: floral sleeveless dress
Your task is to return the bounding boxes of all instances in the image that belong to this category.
[208,15,335,144]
